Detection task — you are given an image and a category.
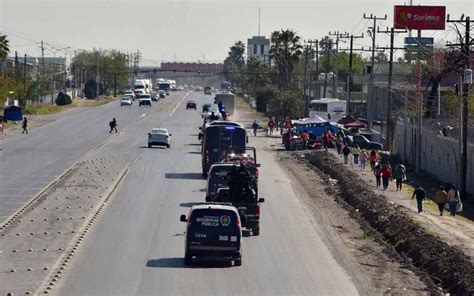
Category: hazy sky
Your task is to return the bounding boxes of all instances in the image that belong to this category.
[1,0,472,65]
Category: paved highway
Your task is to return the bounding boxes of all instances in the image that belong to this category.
[0,94,182,222]
[55,92,362,295]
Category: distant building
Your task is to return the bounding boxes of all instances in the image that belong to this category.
[160,62,223,73]
[247,36,270,65]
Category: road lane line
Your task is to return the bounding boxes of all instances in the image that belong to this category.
[168,91,191,118]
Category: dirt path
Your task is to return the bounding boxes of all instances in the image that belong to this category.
[232,98,433,295]
[328,149,474,264]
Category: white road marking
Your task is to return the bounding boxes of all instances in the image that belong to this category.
[168,92,191,118]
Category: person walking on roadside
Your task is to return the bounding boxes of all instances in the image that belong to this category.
[322,131,329,151]
[380,163,392,190]
[300,130,309,149]
[369,149,377,169]
[350,145,360,166]
[0,121,4,134]
[412,184,426,213]
[359,149,368,171]
[22,117,28,134]
[251,120,259,136]
[434,186,448,216]
[447,185,461,217]
[373,163,382,188]
[109,118,118,133]
[393,160,406,191]
[267,118,275,136]
[342,144,351,165]
[335,135,343,154]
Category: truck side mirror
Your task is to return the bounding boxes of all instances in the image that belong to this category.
[258,198,265,203]
[147,133,151,136]
[180,215,187,222]
[256,164,261,167]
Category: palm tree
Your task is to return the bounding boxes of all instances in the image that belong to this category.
[0,34,10,60]
[269,29,302,88]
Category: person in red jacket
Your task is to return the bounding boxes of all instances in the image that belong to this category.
[300,131,309,149]
[380,164,392,190]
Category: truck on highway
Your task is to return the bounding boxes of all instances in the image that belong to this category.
[214,92,235,116]
[201,125,247,177]
[134,79,153,94]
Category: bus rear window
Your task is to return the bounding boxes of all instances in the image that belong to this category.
[190,209,239,233]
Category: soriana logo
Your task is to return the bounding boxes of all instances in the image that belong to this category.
[394,5,446,30]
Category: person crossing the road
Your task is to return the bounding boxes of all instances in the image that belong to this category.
[109,118,118,133]
[251,120,259,136]
[22,117,28,134]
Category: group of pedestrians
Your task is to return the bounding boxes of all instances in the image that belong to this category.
[433,185,462,216]
[251,117,282,137]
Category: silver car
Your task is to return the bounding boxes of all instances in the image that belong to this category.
[120,96,133,106]
[148,128,171,148]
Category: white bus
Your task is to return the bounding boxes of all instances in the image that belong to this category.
[309,98,346,122]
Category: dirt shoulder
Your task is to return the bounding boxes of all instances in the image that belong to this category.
[232,98,434,295]
[308,151,474,295]
[327,149,474,264]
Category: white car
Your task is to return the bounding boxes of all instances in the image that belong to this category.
[148,128,171,148]
[124,91,135,100]
[120,97,133,106]
[138,94,152,106]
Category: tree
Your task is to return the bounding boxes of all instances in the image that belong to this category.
[84,79,97,99]
[269,29,303,88]
[0,34,9,60]
[267,88,305,119]
[319,36,334,73]
[71,49,129,96]
[255,85,276,112]
[245,56,273,95]
[421,47,465,118]
[55,92,72,106]
[223,41,246,86]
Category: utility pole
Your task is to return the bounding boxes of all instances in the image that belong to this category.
[23,54,27,102]
[377,27,407,152]
[328,31,348,98]
[321,37,332,98]
[340,33,364,116]
[96,51,100,99]
[303,45,310,116]
[303,39,319,114]
[447,15,473,198]
[364,13,387,129]
[315,39,319,73]
[113,72,117,97]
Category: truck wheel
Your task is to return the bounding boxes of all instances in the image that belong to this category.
[184,253,192,266]
[147,144,151,148]
[253,226,260,236]
[234,258,242,266]
[167,144,170,148]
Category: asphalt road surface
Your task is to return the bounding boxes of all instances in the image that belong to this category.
[0,95,181,222]
[55,92,361,295]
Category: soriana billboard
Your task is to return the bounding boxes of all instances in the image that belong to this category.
[394,5,446,30]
